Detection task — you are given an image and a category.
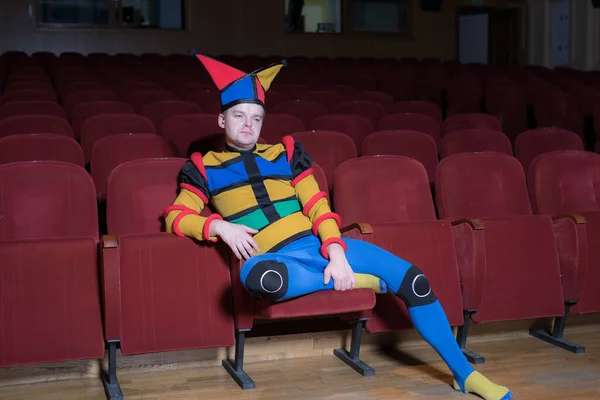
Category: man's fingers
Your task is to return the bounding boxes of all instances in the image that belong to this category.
[324,269,331,285]
[241,240,254,258]
[237,242,251,260]
[241,225,259,234]
[248,237,260,252]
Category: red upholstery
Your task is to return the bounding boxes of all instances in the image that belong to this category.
[124,89,178,113]
[0,100,66,120]
[259,114,305,144]
[300,90,346,110]
[332,100,386,128]
[442,113,502,137]
[362,130,438,184]
[141,100,203,133]
[441,129,513,158]
[161,114,223,157]
[103,158,235,354]
[186,91,222,114]
[0,134,84,166]
[0,161,103,366]
[0,115,73,138]
[0,89,58,106]
[91,133,177,199]
[393,100,442,123]
[355,91,394,113]
[312,114,374,153]
[436,153,565,323]
[62,89,120,117]
[333,156,463,332]
[515,128,584,175]
[290,130,357,191]
[378,113,441,147]
[273,100,328,128]
[528,151,600,313]
[71,101,134,140]
[485,85,528,142]
[80,114,156,162]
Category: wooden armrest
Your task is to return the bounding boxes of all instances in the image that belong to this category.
[101,234,118,248]
[340,222,374,234]
[451,218,485,230]
[552,213,586,224]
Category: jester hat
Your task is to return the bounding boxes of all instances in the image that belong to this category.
[195,54,284,112]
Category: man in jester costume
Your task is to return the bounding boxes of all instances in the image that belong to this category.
[164,54,513,400]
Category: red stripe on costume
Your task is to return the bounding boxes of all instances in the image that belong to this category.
[320,237,347,259]
[291,168,314,187]
[311,212,342,236]
[190,152,207,180]
[302,191,327,216]
[202,214,224,242]
[163,204,197,218]
[180,183,209,204]
[281,136,294,162]
[173,210,196,237]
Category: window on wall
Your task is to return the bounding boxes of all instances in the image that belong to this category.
[285,0,343,33]
[347,0,410,34]
[37,0,185,29]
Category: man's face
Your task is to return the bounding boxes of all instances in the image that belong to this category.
[218,103,265,150]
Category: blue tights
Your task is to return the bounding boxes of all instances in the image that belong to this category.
[240,235,475,389]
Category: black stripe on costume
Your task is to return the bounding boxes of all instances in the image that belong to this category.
[205,157,243,170]
[266,230,313,253]
[224,195,298,221]
[210,174,292,197]
[240,152,279,223]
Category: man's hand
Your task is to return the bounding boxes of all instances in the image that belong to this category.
[209,219,260,260]
[323,242,355,291]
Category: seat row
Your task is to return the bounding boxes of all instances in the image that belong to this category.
[1,150,598,398]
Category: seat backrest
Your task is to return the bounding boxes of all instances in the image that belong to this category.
[124,89,178,112]
[0,100,67,120]
[290,131,357,191]
[528,150,600,214]
[378,112,441,146]
[71,101,134,139]
[62,89,120,117]
[0,89,58,106]
[441,129,513,158]
[392,100,442,123]
[0,161,98,241]
[442,113,502,136]
[141,100,203,133]
[334,155,436,224]
[80,113,156,162]
[361,130,438,183]
[332,100,386,128]
[515,128,584,175]
[259,113,305,144]
[0,115,73,138]
[354,91,394,113]
[299,90,346,110]
[436,152,532,219]
[272,100,328,128]
[91,133,178,199]
[162,114,223,157]
[0,133,84,166]
[312,114,374,152]
[107,157,188,236]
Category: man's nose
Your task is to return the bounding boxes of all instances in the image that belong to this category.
[244,118,252,127]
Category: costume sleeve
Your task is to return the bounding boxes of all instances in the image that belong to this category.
[163,158,222,242]
[287,138,345,258]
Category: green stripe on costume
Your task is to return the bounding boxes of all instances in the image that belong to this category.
[230,209,269,230]
[274,199,301,218]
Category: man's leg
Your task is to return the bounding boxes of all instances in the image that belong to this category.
[342,238,512,400]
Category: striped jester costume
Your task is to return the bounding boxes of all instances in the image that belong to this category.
[163,54,512,400]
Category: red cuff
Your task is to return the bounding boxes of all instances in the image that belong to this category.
[312,212,342,236]
[320,237,347,259]
[172,210,197,237]
[202,214,224,242]
[302,191,328,216]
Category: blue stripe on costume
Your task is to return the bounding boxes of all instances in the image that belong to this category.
[240,235,475,388]
[221,76,256,105]
[255,155,292,178]
[205,161,248,192]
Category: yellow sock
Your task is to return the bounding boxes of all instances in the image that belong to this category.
[453,371,512,400]
[354,273,385,293]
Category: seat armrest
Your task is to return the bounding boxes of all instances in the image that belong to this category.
[451,218,485,230]
[551,215,588,302]
[340,222,374,234]
[229,254,256,331]
[552,213,586,224]
[100,234,122,341]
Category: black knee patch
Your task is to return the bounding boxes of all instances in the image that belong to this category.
[244,260,289,301]
[395,265,437,308]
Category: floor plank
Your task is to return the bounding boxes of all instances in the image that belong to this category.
[1,328,599,399]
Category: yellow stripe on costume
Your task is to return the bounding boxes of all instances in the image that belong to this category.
[252,212,313,254]
[202,151,241,167]
[165,189,208,240]
[294,174,322,205]
[264,179,297,202]
[256,143,286,161]
[211,185,258,218]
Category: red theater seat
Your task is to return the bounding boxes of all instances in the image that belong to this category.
[441,129,513,158]
[0,115,73,138]
[0,134,84,166]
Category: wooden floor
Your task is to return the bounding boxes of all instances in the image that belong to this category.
[1,327,599,399]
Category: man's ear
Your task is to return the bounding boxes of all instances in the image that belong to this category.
[218,113,225,129]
